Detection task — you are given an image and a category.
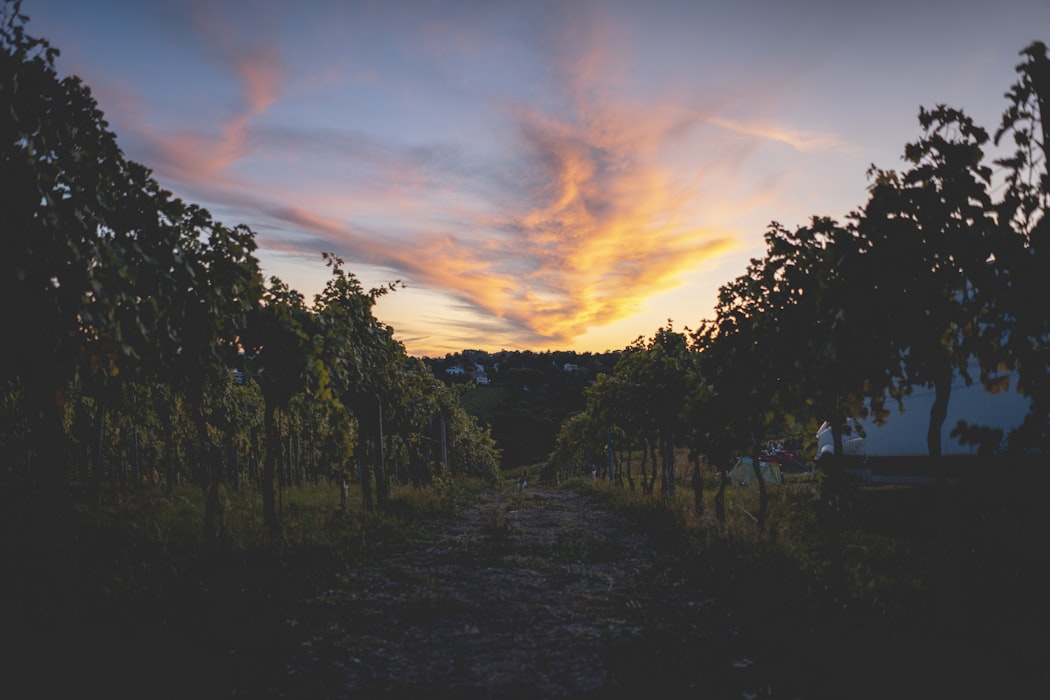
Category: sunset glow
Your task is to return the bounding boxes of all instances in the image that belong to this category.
[28,0,1050,356]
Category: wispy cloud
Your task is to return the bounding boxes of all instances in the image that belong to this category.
[30,0,1050,356]
[709,116,852,153]
[239,97,740,348]
[110,2,743,351]
[139,2,285,179]
[468,100,735,343]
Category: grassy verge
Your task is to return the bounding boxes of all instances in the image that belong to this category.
[562,474,1016,605]
[560,472,1048,695]
[62,477,485,586]
[3,475,490,696]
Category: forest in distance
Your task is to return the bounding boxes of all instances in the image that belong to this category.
[3,0,1050,695]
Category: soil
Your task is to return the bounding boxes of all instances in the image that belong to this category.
[14,484,1043,699]
[223,487,828,699]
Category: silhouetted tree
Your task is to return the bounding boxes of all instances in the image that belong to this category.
[995,41,1050,452]
[859,106,1000,474]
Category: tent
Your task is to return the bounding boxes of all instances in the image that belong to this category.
[728,456,782,487]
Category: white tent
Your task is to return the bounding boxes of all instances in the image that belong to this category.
[728,456,782,486]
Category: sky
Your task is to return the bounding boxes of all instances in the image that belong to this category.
[20,0,1050,357]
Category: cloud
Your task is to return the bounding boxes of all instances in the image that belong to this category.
[232,45,282,114]
[708,116,852,153]
[387,11,742,346]
[301,50,737,348]
[133,2,285,180]
[271,15,733,349]
[243,99,738,347]
[109,2,744,351]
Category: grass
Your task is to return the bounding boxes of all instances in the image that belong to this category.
[564,474,942,609]
[5,461,1046,697]
[556,472,1049,696]
[23,465,1037,634]
[5,477,488,624]
[563,469,1048,671]
[3,473,501,697]
[479,502,516,543]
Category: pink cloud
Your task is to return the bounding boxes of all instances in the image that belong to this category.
[111,4,745,351]
[234,44,283,114]
[241,14,741,349]
[135,1,286,180]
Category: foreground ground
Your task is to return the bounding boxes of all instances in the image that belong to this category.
[11,482,1046,699]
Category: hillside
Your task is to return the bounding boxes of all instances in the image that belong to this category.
[424,350,622,468]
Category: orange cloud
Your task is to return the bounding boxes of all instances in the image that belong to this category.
[323,99,740,347]
[452,101,734,342]
[123,4,745,352]
[236,16,743,350]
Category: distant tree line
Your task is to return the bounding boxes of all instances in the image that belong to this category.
[423,349,621,468]
[0,0,500,589]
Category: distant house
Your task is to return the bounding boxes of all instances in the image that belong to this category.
[563,363,579,372]
[473,363,489,385]
[445,365,466,376]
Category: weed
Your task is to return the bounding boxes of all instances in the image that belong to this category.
[480,504,515,543]
[562,473,952,621]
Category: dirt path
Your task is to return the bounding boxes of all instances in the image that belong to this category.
[233,486,773,699]
[16,485,1043,699]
